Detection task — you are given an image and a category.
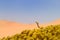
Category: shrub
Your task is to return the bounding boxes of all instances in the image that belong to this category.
[1,25,60,40]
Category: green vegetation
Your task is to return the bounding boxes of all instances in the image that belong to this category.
[0,25,60,40]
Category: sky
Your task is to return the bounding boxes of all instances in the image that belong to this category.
[0,0,60,23]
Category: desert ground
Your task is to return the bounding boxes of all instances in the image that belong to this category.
[0,19,60,38]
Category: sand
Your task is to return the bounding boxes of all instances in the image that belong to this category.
[0,19,60,38]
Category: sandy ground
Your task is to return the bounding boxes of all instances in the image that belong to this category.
[0,19,60,38]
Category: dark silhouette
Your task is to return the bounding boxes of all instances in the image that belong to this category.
[35,21,40,28]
